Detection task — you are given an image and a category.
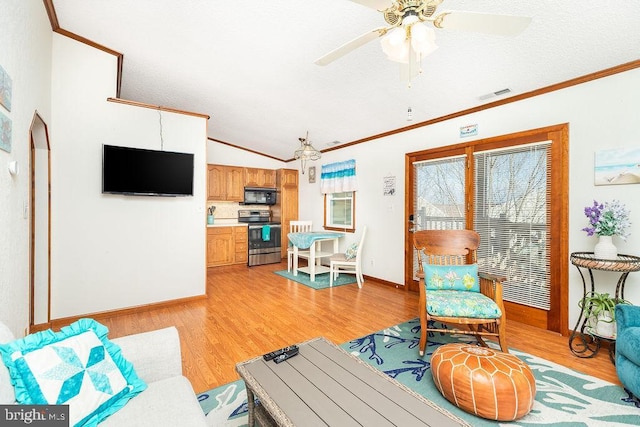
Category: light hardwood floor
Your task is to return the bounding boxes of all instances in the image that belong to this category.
[99,262,619,394]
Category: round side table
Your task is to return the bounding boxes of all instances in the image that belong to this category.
[569,252,640,363]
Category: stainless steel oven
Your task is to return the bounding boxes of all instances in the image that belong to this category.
[246,223,281,266]
[238,210,282,266]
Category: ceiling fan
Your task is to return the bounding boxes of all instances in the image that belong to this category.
[314,0,531,66]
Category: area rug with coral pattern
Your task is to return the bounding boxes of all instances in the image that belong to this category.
[198,318,640,426]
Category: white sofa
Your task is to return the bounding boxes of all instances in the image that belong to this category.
[0,322,212,426]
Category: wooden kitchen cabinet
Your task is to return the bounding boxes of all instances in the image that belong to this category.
[207,227,233,267]
[234,226,248,264]
[226,167,244,201]
[208,165,244,201]
[207,225,248,267]
[262,170,277,187]
[280,168,298,187]
[244,168,276,188]
[275,169,299,259]
[207,165,225,200]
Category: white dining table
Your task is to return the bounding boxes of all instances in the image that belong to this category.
[288,231,345,282]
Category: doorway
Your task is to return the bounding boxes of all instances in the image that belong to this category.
[29,112,51,329]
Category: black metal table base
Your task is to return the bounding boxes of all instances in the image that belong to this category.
[569,252,640,364]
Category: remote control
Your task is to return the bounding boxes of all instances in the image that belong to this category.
[274,347,299,364]
[263,345,298,361]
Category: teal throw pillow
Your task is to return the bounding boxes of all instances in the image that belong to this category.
[0,318,147,427]
[423,263,480,292]
[345,243,358,260]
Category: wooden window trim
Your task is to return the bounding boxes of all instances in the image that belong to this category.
[323,192,356,233]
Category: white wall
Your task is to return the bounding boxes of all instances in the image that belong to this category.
[50,34,207,319]
[291,68,640,328]
[0,1,52,336]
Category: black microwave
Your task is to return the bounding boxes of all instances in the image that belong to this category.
[243,187,277,205]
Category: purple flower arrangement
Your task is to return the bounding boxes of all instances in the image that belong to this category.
[582,199,631,241]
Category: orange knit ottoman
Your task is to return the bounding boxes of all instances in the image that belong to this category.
[430,343,536,421]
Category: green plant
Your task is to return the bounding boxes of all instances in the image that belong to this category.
[578,291,630,323]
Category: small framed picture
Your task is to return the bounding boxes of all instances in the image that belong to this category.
[0,64,12,112]
[309,166,316,183]
[594,147,640,186]
[383,175,396,196]
[0,109,11,153]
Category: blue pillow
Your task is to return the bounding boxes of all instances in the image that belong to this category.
[423,263,480,292]
[345,243,358,260]
[0,318,146,427]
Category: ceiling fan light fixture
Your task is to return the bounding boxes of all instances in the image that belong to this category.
[401,13,420,27]
[383,41,410,63]
[381,27,410,63]
[410,22,437,55]
[381,27,405,52]
[381,21,437,65]
[314,1,532,69]
[410,21,429,41]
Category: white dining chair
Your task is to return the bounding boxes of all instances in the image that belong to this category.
[287,220,313,272]
[329,226,367,288]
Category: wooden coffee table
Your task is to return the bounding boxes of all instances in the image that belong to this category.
[236,337,470,427]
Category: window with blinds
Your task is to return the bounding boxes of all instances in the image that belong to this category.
[474,142,552,310]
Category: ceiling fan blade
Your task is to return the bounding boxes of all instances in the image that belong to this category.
[433,11,531,36]
[348,0,394,11]
[314,27,389,66]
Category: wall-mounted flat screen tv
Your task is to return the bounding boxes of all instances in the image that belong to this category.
[102,144,194,196]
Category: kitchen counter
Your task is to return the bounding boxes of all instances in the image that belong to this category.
[206,220,247,228]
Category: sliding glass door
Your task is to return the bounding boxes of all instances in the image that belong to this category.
[406,125,569,333]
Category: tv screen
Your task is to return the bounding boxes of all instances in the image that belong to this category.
[102,144,194,196]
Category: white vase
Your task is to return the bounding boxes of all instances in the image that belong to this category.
[594,235,618,260]
[595,312,616,338]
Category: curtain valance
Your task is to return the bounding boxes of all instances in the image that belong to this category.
[320,159,357,194]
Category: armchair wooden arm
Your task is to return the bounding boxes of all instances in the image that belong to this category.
[478,273,505,303]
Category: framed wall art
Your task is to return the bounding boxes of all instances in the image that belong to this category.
[594,147,640,186]
[0,110,11,153]
[308,166,316,183]
[0,64,12,112]
[383,175,396,196]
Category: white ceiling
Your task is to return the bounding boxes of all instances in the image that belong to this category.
[52,0,640,160]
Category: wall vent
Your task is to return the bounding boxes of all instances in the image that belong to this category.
[479,88,512,100]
